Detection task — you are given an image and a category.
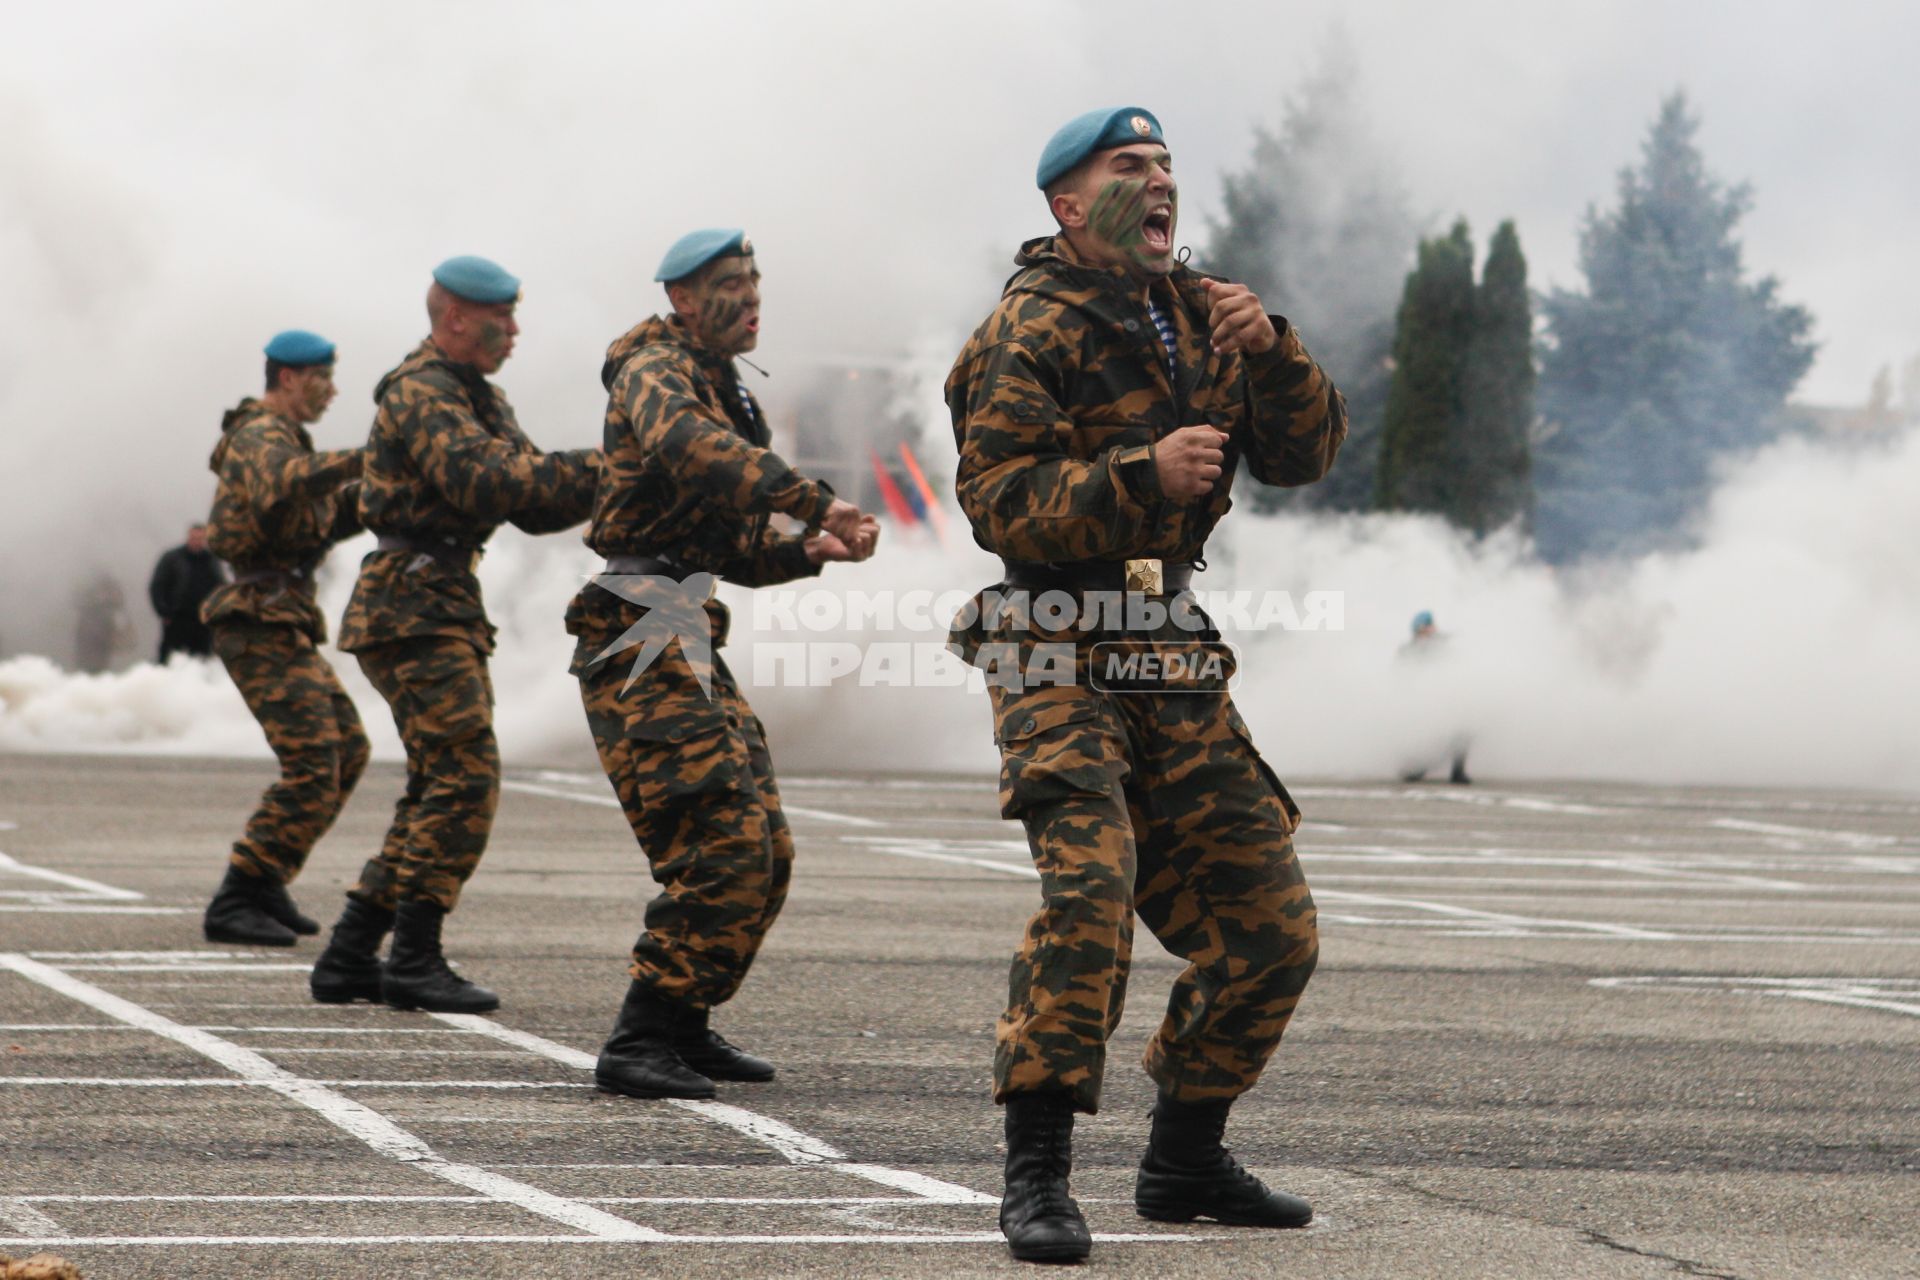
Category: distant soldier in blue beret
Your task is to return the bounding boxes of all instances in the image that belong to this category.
[947,107,1348,1261]
[310,256,602,1014]
[566,228,876,1101]
[200,330,368,948]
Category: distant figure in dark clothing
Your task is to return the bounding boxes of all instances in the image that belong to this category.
[149,523,226,661]
[1399,610,1471,785]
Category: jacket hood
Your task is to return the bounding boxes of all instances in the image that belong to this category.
[1005,234,1217,313]
[210,397,265,472]
[373,337,492,404]
[601,315,680,391]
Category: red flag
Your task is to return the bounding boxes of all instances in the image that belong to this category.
[868,448,919,526]
[897,441,951,546]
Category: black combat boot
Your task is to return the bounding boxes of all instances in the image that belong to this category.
[1134,1094,1312,1228]
[259,878,321,936]
[1000,1091,1092,1264]
[203,866,297,947]
[310,898,395,1004]
[595,982,716,1100]
[380,899,499,1013]
[672,1006,775,1083]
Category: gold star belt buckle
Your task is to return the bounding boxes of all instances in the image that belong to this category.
[1124,558,1164,594]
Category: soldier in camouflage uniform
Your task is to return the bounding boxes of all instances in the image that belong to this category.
[567,228,875,1101]
[310,256,601,1014]
[201,329,367,948]
[947,108,1347,1262]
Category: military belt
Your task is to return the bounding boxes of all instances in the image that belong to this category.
[376,534,482,573]
[603,554,699,580]
[1001,559,1196,596]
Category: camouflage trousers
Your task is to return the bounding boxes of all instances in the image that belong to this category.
[349,636,499,912]
[578,652,794,1009]
[989,682,1318,1114]
[212,623,370,883]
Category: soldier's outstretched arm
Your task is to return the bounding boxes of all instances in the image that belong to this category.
[326,480,364,543]
[507,448,602,534]
[617,353,836,530]
[231,426,363,510]
[397,381,591,520]
[950,341,1159,562]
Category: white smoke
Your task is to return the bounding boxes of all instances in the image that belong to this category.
[11,422,1915,794]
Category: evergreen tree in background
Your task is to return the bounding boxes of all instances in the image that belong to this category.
[1205,38,1420,512]
[1534,92,1815,561]
[1375,220,1536,533]
[1460,220,1535,534]
[1376,221,1474,517]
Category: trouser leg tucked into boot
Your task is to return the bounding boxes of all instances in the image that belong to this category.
[1134,1094,1312,1228]
[1000,1091,1091,1264]
[310,898,396,1004]
[259,878,321,935]
[380,898,498,1014]
[672,1006,774,1083]
[595,981,715,1100]
[204,866,297,947]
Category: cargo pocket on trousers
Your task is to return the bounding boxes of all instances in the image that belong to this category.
[624,704,748,802]
[993,696,1114,820]
[1226,705,1301,835]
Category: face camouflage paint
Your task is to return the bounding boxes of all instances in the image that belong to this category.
[1082,148,1178,277]
[685,257,761,356]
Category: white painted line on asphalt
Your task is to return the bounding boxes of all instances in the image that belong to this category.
[1315,889,1672,940]
[0,1232,1199,1246]
[845,838,1036,879]
[836,1165,1000,1205]
[503,779,882,828]
[0,1077,254,1086]
[1591,975,1920,1018]
[0,905,186,915]
[0,1198,64,1235]
[10,1193,962,1206]
[1710,818,1903,849]
[0,954,666,1242]
[499,779,619,808]
[50,962,313,973]
[0,849,145,900]
[782,805,884,828]
[432,1012,998,1205]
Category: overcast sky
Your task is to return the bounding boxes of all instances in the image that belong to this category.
[4,0,1911,400]
[2,0,1913,658]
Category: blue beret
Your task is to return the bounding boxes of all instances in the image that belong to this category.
[263,329,335,366]
[655,228,752,283]
[1036,106,1165,189]
[432,255,521,304]
[1412,611,1435,633]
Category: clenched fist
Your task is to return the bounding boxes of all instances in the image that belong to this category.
[1202,278,1279,355]
[821,498,865,546]
[1153,424,1229,500]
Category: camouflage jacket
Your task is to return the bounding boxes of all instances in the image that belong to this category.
[946,235,1347,660]
[566,315,834,673]
[200,397,363,641]
[340,339,601,655]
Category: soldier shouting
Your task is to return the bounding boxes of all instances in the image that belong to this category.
[201,330,367,948]
[566,229,876,1101]
[946,108,1347,1262]
[311,257,601,1014]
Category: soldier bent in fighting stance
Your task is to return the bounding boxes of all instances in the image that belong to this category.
[946,108,1347,1262]
[311,256,600,1013]
[567,229,876,1099]
[202,329,368,947]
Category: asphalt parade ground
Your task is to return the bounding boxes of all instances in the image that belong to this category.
[1,753,1916,1279]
